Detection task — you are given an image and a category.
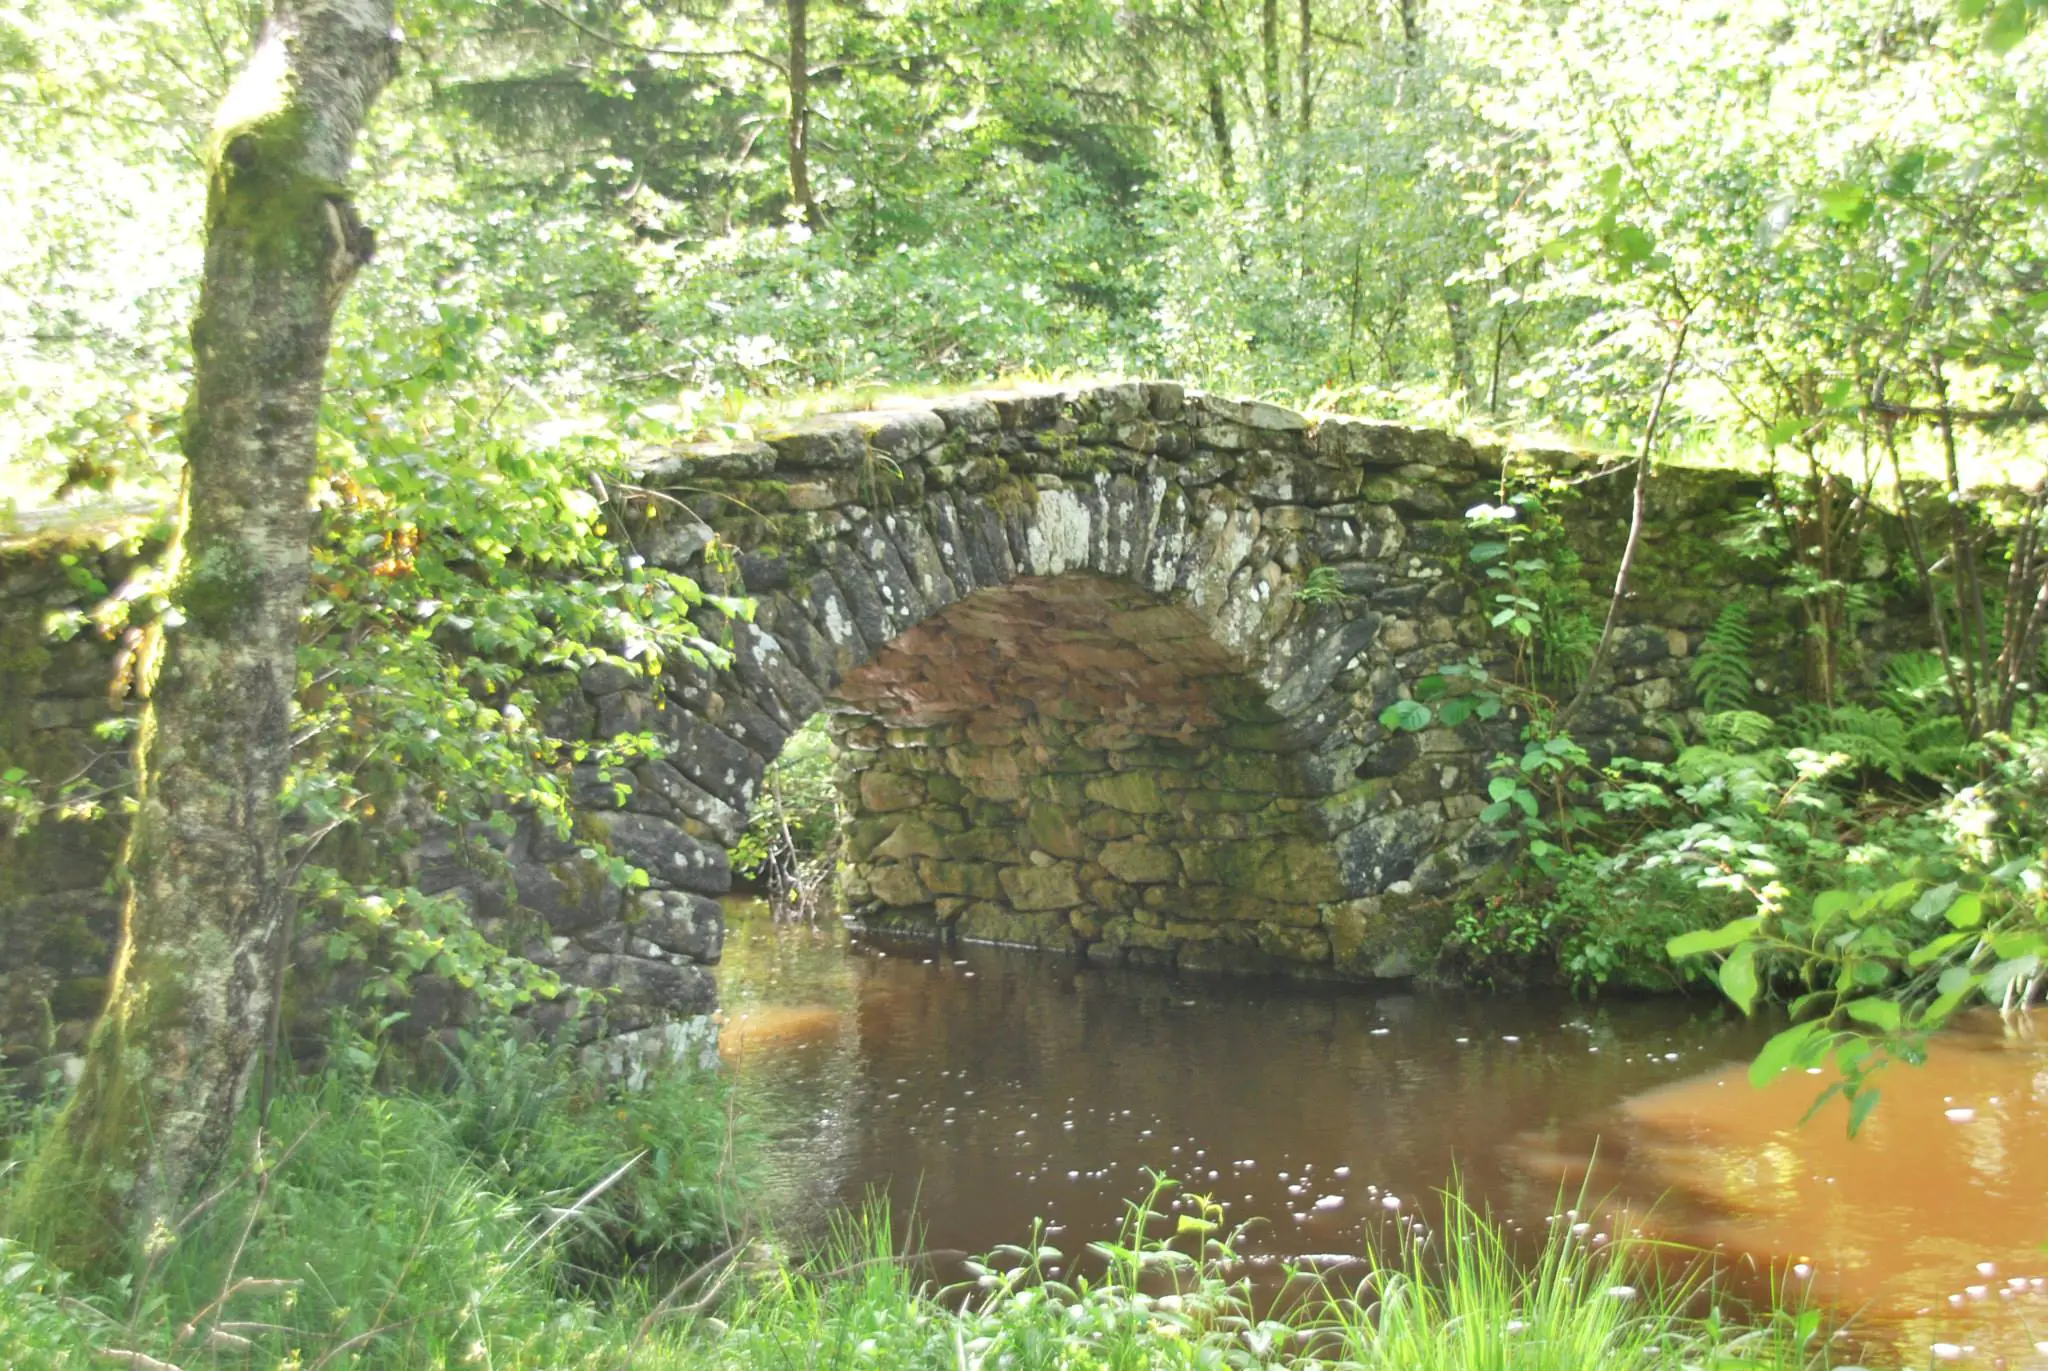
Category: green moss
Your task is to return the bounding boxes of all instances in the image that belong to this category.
[174,541,260,636]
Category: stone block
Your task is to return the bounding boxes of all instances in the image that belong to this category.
[626,889,725,963]
[1083,771,1167,813]
[586,811,731,895]
[999,862,1083,910]
[859,769,926,813]
[915,859,1004,900]
[874,816,954,860]
[1024,803,1090,860]
[867,861,931,907]
[765,416,867,469]
[1097,839,1179,884]
[956,905,1068,948]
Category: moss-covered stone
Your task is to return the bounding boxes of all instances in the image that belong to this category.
[1083,771,1167,813]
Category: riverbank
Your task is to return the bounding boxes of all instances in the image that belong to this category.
[1,1028,1828,1369]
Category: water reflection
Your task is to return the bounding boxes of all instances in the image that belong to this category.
[1621,1019,2048,1364]
[716,902,2048,1363]
[715,900,1765,1264]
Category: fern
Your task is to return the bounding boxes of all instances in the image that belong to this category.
[1689,604,1755,713]
[1788,702,1911,780]
[1787,700,1972,782]
[1904,716,1974,778]
[1702,709,1775,750]
[1881,650,1952,720]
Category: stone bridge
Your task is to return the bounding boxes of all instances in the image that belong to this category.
[4,381,1758,1060]
[573,381,1720,996]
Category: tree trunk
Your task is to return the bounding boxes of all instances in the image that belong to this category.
[1441,284,1475,403]
[786,0,814,225]
[1296,0,1312,138]
[15,0,397,1274]
[1206,69,1235,188]
[1261,0,1282,133]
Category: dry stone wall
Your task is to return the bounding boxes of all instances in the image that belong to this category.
[5,379,1895,1063]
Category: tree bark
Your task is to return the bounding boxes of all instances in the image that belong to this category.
[1556,318,1689,732]
[16,0,397,1273]
[786,0,814,225]
[1441,284,1475,402]
[1206,69,1235,188]
[1296,0,1312,138]
[1261,0,1282,133]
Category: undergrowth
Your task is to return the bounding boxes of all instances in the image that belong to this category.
[0,1028,751,1368]
[3,1061,1832,1371]
[686,1177,1829,1370]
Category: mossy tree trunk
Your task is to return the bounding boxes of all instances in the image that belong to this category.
[15,0,397,1273]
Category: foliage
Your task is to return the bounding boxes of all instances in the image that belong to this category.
[1689,605,1757,715]
[0,1148,1829,1370]
[1293,565,1355,607]
[733,714,839,885]
[1667,730,2048,1131]
[1447,855,1725,996]
[1464,490,1600,693]
[0,1029,748,1368]
[282,368,749,1011]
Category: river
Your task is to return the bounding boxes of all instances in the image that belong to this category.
[717,898,2048,1366]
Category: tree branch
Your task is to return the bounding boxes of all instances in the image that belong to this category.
[1556,315,1691,732]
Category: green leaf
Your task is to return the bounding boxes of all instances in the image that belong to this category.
[1512,789,1540,819]
[1817,183,1869,223]
[1873,880,1920,914]
[1667,916,1763,960]
[1847,1086,1883,1138]
[1488,776,1518,802]
[1843,997,1902,1032]
[1719,943,1760,1015]
[1811,889,1855,929]
[1945,892,1984,929]
[1469,540,1509,564]
[1380,699,1432,732]
[1907,931,1971,968]
[1606,224,1655,264]
[1749,1020,1821,1088]
[1910,882,1959,922]
[1984,0,2032,52]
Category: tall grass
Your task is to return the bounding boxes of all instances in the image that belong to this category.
[678,1177,1835,1371]
[1,1027,750,1368]
[4,1042,1832,1370]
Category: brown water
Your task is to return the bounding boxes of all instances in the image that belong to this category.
[718,900,2048,1364]
[1622,1027,2048,1366]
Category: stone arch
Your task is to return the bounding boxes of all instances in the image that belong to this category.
[570,381,1537,998]
[0,381,1745,1056]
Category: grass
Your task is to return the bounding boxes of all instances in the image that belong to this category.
[685,1178,1834,1371]
[2,1035,1834,1370]
[1,1027,752,1368]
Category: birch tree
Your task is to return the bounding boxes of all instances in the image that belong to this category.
[16,0,399,1272]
